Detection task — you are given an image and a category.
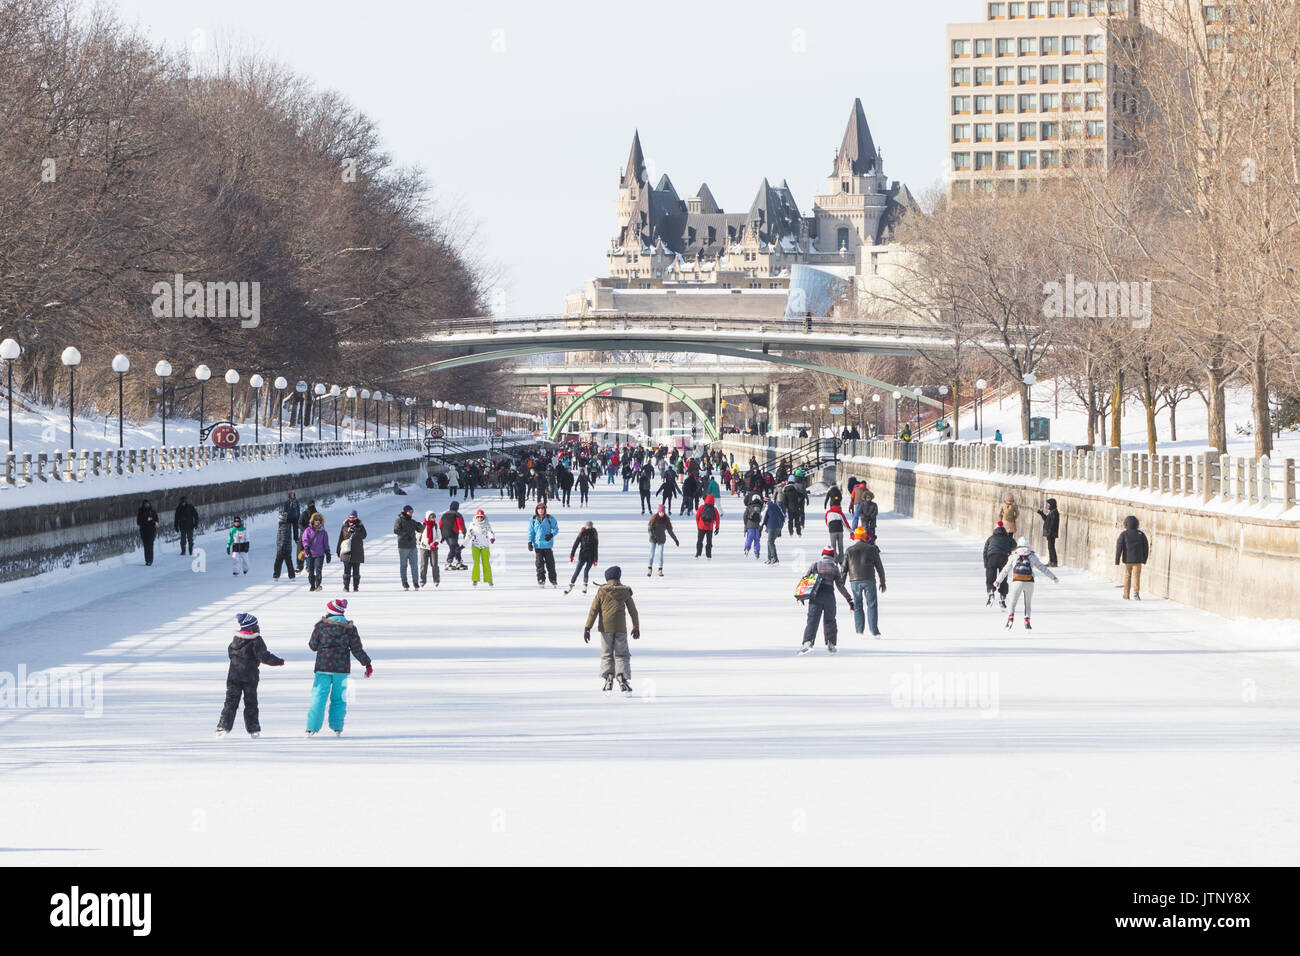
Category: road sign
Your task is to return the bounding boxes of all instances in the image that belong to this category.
[211,424,240,447]
[486,408,498,422]
[829,390,847,416]
[1029,416,1051,442]
[427,425,445,440]
[492,426,503,437]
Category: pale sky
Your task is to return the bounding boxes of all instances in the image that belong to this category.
[112,0,977,315]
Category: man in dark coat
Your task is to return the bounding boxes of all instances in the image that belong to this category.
[798,546,855,654]
[273,510,297,580]
[781,479,807,537]
[983,523,1015,606]
[841,527,886,636]
[637,468,654,514]
[136,500,159,566]
[1036,498,1061,567]
[394,504,424,590]
[440,501,467,569]
[1115,515,1150,600]
[173,496,199,555]
[337,511,367,591]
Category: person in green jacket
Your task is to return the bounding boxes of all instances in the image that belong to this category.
[584,566,641,695]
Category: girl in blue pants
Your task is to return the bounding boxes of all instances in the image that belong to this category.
[306,598,373,736]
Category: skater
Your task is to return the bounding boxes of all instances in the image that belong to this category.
[694,493,720,559]
[306,598,372,736]
[216,612,284,737]
[851,486,878,533]
[283,491,302,530]
[439,501,467,569]
[566,520,598,594]
[796,546,855,654]
[514,472,529,510]
[337,510,367,592]
[982,522,1014,607]
[681,472,699,516]
[637,467,654,514]
[999,491,1019,536]
[296,499,319,572]
[447,464,461,500]
[576,467,592,506]
[272,509,297,580]
[393,504,423,590]
[226,516,250,575]
[740,493,763,559]
[528,500,560,587]
[137,499,159,566]
[647,504,679,576]
[656,470,679,514]
[842,527,886,636]
[782,475,807,536]
[1115,515,1150,600]
[300,512,331,592]
[173,496,199,556]
[417,509,441,588]
[825,500,848,560]
[762,494,786,564]
[467,508,496,586]
[995,537,1058,629]
[823,481,843,510]
[583,565,641,695]
[1036,498,1061,567]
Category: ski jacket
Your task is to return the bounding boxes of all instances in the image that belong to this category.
[762,500,786,534]
[275,514,296,551]
[466,517,495,549]
[418,514,439,552]
[569,527,598,563]
[648,514,679,545]
[695,495,721,532]
[529,514,559,550]
[706,478,721,499]
[856,500,879,530]
[300,525,330,558]
[439,510,466,542]
[823,485,843,509]
[781,482,807,514]
[226,525,250,552]
[337,519,367,562]
[638,472,653,493]
[995,547,1058,586]
[825,505,847,534]
[801,558,853,604]
[585,582,640,635]
[982,527,1015,567]
[1115,516,1149,564]
[308,617,371,674]
[173,501,199,531]
[393,512,423,549]
[137,504,159,532]
[227,631,283,681]
[841,540,886,586]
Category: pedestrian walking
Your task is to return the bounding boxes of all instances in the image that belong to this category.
[305,598,372,736]
[528,500,560,587]
[1115,515,1150,600]
[467,508,496,587]
[995,537,1058,629]
[393,504,423,590]
[417,509,441,587]
[226,516,250,576]
[137,499,159,566]
[841,527,886,637]
[337,510,367,592]
[583,566,640,695]
[566,520,598,594]
[215,612,284,737]
[272,510,297,580]
[796,546,855,655]
[300,513,331,592]
[173,496,198,556]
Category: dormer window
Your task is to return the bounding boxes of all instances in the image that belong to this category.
[841,180,849,192]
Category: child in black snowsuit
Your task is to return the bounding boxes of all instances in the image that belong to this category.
[217,612,285,736]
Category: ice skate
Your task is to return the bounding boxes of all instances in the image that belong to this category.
[602,675,614,695]
[617,675,633,696]
[798,641,813,655]
[333,729,343,737]
[658,568,664,577]
[305,730,317,737]
[215,728,228,737]
[827,643,838,654]
[249,731,260,738]
[564,584,573,594]
[1024,617,1032,630]
[1005,614,1015,629]
[647,566,652,576]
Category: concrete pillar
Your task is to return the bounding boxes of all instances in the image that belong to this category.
[546,384,556,435]
[713,382,722,438]
[768,382,780,433]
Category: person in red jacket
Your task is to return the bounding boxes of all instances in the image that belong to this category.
[694,493,721,559]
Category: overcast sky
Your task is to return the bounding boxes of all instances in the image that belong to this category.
[113,0,977,315]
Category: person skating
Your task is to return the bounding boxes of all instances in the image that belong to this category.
[647,504,679,576]
[305,598,372,736]
[300,513,331,591]
[656,470,679,513]
[439,501,467,570]
[566,520,598,594]
[823,481,843,511]
[513,472,529,510]
[283,491,302,531]
[982,522,1014,607]
[528,500,560,587]
[393,504,423,590]
[995,537,1059,629]
[446,464,461,500]
[841,527,886,637]
[467,508,496,587]
[296,499,319,573]
[226,516,251,575]
[1036,498,1061,567]
[694,493,720,559]
[796,546,855,655]
[825,501,848,560]
[782,475,807,536]
[216,612,284,737]
[337,510,367,591]
[762,494,786,564]
[272,509,297,580]
[680,472,699,516]
[742,492,763,559]
[852,486,878,533]
[583,565,641,695]
[173,496,199,556]
[998,492,1019,536]
[576,468,592,506]
[137,499,159,566]
[417,510,441,588]
[637,467,654,514]
[1115,515,1150,600]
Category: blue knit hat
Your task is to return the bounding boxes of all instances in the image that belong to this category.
[236,612,258,631]
[604,566,622,581]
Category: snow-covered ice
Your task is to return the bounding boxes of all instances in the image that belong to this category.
[1,481,1297,865]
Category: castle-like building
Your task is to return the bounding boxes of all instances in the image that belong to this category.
[568,99,916,317]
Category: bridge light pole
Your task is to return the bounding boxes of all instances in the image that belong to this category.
[892,390,901,437]
[274,377,287,442]
[249,374,264,444]
[154,360,172,447]
[330,385,341,439]
[872,393,880,438]
[295,380,308,442]
[314,383,326,440]
[976,378,988,442]
[854,395,862,437]
[111,354,129,448]
[1023,372,1037,441]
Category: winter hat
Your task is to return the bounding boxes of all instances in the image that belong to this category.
[235,612,258,631]
[851,527,868,541]
[403,504,413,514]
[233,516,243,524]
[475,509,485,518]
[656,504,666,515]
[604,565,622,581]
[349,509,358,518]
[424,510,435,520]
[996,520,1004,528]
[821,546,836,556]
[1018,537,1029,547]
[583,520,593,528]
[450,501,459,510]
[327,598,348,615]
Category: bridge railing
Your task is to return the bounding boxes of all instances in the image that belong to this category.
[432,313,948,340]
[716,434,1298,510]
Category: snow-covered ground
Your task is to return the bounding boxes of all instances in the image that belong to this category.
[1,481,1297,865]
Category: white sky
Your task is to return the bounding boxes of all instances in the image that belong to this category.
[111,0,977,315]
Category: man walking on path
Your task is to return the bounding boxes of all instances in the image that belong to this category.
[174,496,199,556]
[797,545,855,655]
[393,504,423,590]
[584,565,641,695]
[841,527,886,637]
[1115,515,1149,600]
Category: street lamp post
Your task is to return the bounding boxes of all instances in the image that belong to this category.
[225,369,240,423]
[111,354,130,448]
[0,338,19,453]
[249,375,264,443]
[913,387,922,434]
[274,377,288,442]
[892,390,901,437]
[938,385,949,428]
[385,393,393,438]
[872,393,880,437]
[295,380,308,442]
[976,378,988,442]
[404,397,413,440]
[854,395,862,436]
[154,360,172,446]
[346,387,358,439]
[314,384,326,440]
[195,365,211,443]
[361,389,372,439]
[62,347,82,450]
[1023,372,1037,441]
[331,385,341,440]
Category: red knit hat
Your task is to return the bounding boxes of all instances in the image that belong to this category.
[327,598,348,615]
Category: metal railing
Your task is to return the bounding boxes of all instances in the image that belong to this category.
[427,313,950,340]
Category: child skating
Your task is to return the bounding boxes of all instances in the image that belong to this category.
[227,516,251,575]
[306,598,373,736]
[583,566,641,695]
[994,537,1059,629]
[467,508,496,587]
[216,612,284,737]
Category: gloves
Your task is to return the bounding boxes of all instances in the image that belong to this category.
[878,583,885,593]
[226,548,231,556]
[528,542,534,552]
[364,664,373,678]
[583,628,591,644]
[847,600,855,611]
[631,628,640,640]
[569,556,574,562]
[490,538,495,544]
[326,553,331,563]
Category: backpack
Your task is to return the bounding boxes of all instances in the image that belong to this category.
[700,503,716,524]
[1011,552,1034,582]
[744,502,761,524]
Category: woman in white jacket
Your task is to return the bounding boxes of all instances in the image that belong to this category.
[447,465,461,499]
[467,508,496,587]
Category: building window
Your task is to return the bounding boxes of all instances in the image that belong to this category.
[975,95,993,113]
[975,37,993,56]
[1063,91,1083,109]
[1069,1,1085,14]
[974,151,994,170]
[1019,37,1037,54]
[1041,35,1060,54]
[952,38,972,57]
[1041,120,1060,139]
[1086,62,1105,82]
[1040,149,1059,167]
[1030,1,1046,15]
[1010,2,1027,17]
[1089,0,1105,13]
[1019,65,1038,83]
[989,3,1007,17]
[837,228,850,250]
[996,94,1015,112]
[1085,34,1104,53]
[996,150,1016,169]
[1019,93,1038,111]
[997,122,1016,141]
[1049,0,1065,14]
[1019,121,1037,139]
[1041,92,1060,109]
[976,67,995,84]
[952,95,972,113]
[1063,63,1083,82]
[951,151,972,170]
[1018,149,1038,168]
[997,66,1014,83]
[997,37,1014,56]
[1041,64,1061,82]
[1087,119,1106,137]
[975,123,993,141]
[952,67,971,85]
[953,180,972,193]
[1063,35,1082,53]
